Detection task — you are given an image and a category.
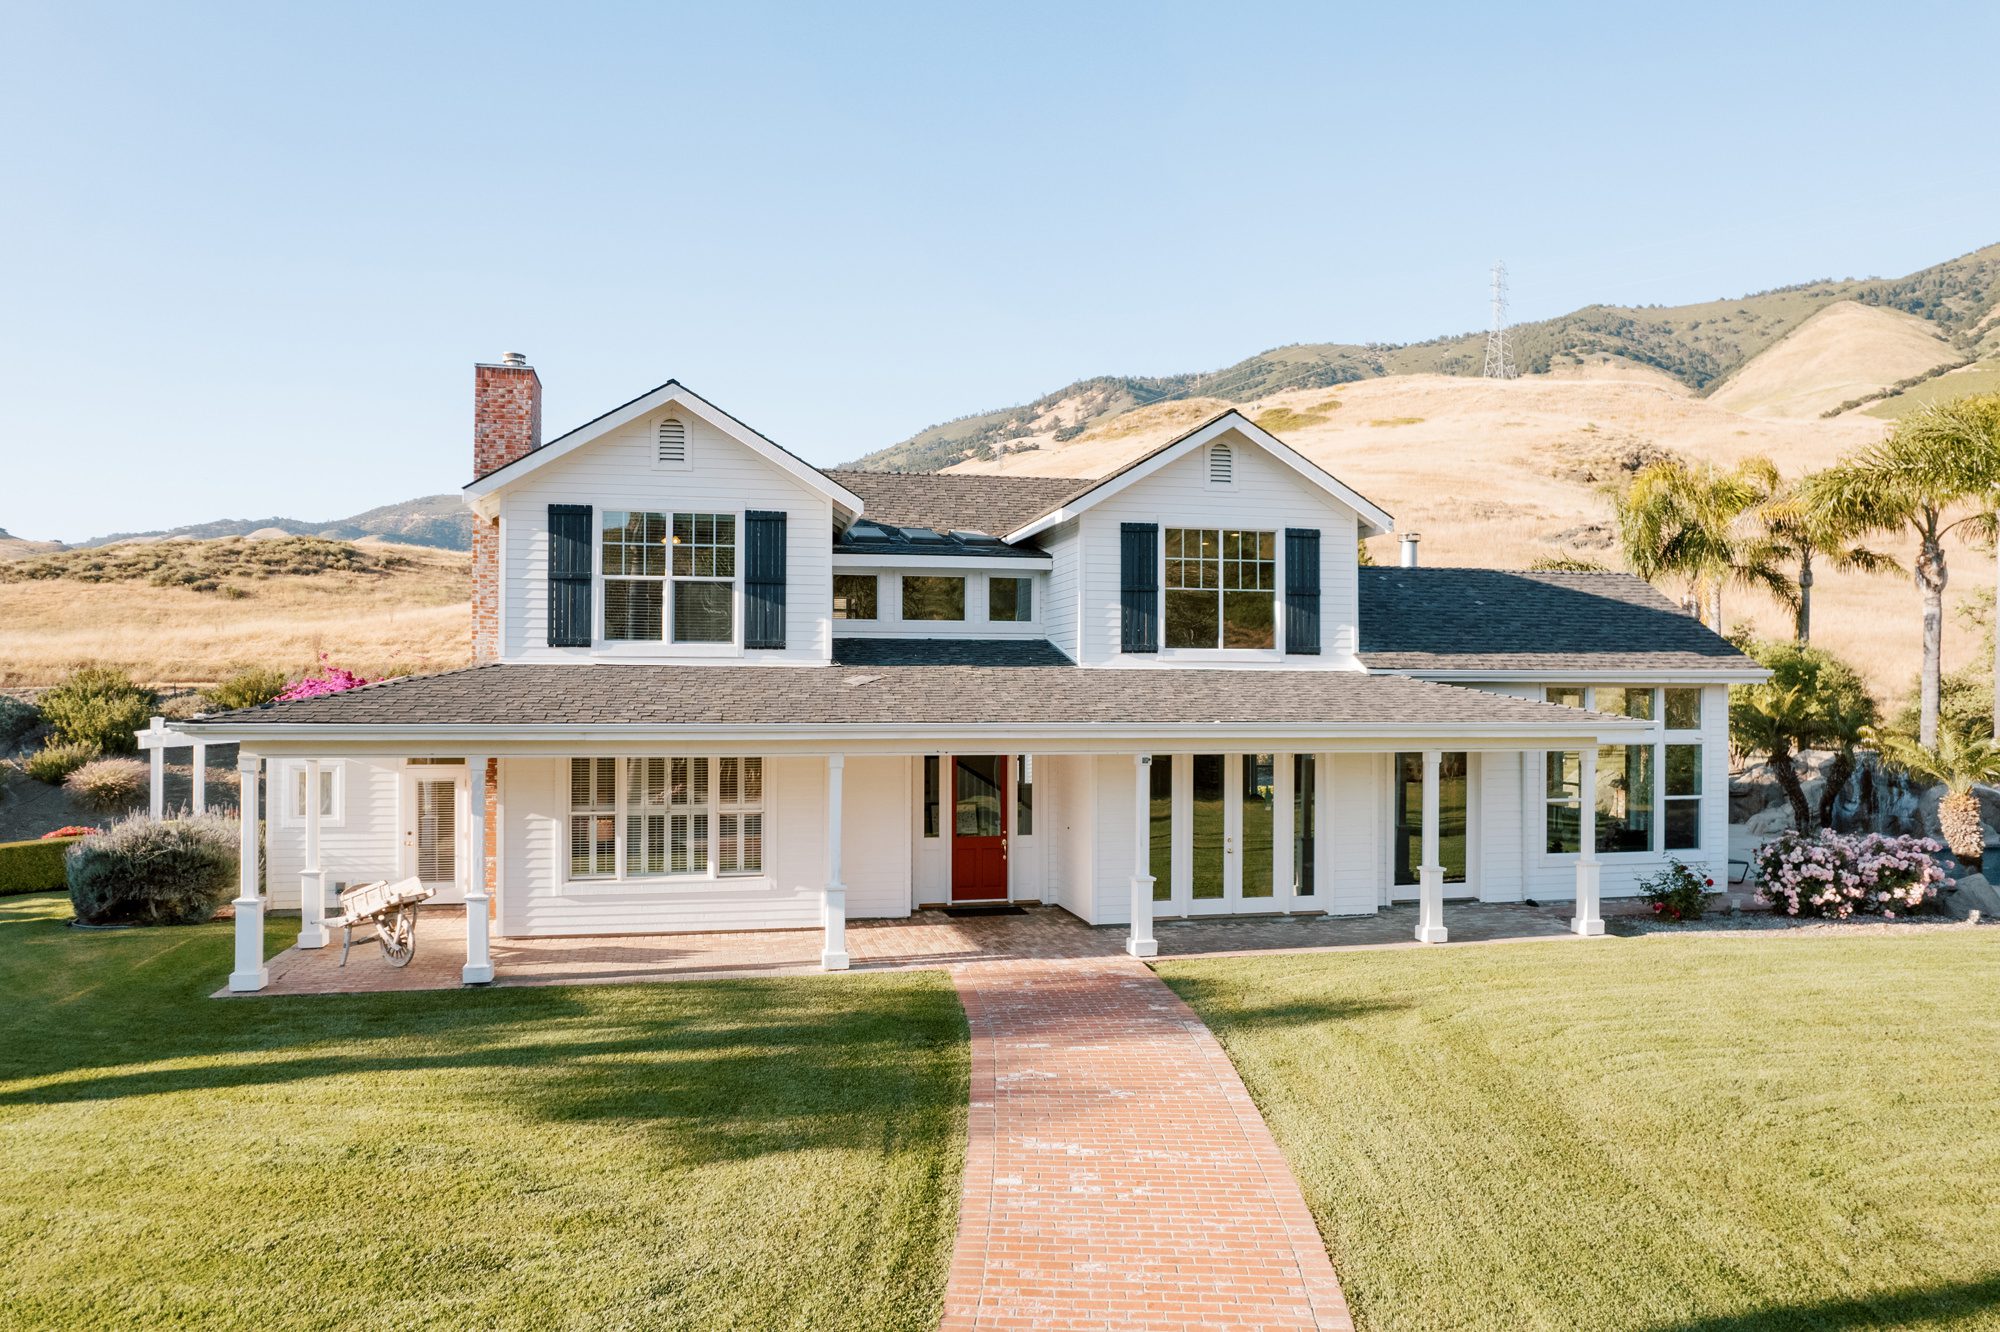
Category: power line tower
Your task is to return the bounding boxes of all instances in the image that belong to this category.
[1482,261,1517,380]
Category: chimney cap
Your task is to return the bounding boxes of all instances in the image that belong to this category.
[499,351,529,367]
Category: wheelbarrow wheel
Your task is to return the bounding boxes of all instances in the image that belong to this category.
[378,907,418,968]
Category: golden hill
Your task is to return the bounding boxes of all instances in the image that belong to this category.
[1708,302,1961,419]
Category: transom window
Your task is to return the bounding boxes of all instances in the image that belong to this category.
[569,755,764,880]
[601,510,736,644]
[1164,528,1276,650]
[833,574,877,620]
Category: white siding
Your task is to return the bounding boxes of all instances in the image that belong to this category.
[498,405,833,665]
[1041,521,1082,663]
[1325,753,1382,915]
[1045,753,1096,920]
[1070,430,1363,667]
[1089,754,1135,924]
[842,755,912,919]
[1477,752,1527,902]
[265,758,401,909]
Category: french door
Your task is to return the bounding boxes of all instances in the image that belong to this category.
[1160,753,1279,915]
[401,767,468,904]
[951,755,1009,901]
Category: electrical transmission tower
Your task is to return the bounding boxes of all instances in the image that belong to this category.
[1482,261,1517,380]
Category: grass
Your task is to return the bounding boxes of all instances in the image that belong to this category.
[1161,931,2000,1332]
[0,894,966,1330]
[0,540,469,685]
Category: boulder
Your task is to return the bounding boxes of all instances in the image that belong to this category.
[1744,804,1795,835]
[1944,872,2000,921]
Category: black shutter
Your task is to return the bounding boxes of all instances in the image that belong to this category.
[1120,522,1159,653]
[547,504,592,648]
[744,509,787,649]
[1285,527,1321,655]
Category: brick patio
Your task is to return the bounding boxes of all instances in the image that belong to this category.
[228,901,1583,997]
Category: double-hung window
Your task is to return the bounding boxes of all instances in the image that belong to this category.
[568,755,765,881]
[601,510,737,644]
[1164,528,1276,649]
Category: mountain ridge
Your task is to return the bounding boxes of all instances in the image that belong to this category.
[2,494,473,555]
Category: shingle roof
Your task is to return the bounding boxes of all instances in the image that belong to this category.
[187,660,1626,733]
[833,522,1047,561]
[826,471,1081,538]
[1359,568,1763,674]
[831,638,1072,667]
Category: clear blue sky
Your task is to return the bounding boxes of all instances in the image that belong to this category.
[5,1,1998,541]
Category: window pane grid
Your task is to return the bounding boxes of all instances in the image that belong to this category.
[568,754,762,881]
[1165,527,1274,649]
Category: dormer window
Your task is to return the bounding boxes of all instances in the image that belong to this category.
[1164,527,1275,649]
[1207,441,1233,486]
[601,509,736,643]
[656,418,689,469]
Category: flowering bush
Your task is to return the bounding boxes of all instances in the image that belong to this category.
[41,826,103,839]
[1753,830,1948,920]
[275,656,372,703]
[1638,858,1714,922]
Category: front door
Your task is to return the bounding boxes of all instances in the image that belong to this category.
[951,755,1008,901]
[401,768,467,904]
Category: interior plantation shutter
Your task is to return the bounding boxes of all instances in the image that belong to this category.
[1284,527,1321,655]
[743,509,788,649]
[1120,522,1159,653]
[547,504,593,648]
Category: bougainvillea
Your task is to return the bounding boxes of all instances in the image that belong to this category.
[274,656,372,703]
[1753,830,1948,920]
[40,825,103,840]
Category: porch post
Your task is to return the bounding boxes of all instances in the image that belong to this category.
[147,716,166,820]
[1573,746,1604,936]
[191,741,207,815]
[463,754,494,983]
[1416,748,1448,944]
[1128,754,1158,958]
[228,754,267,992]
[822,754,850,970]
[297,758,329,948]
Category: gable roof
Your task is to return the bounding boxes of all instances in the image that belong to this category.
[1000,410,1395,543]
[462,379,863,512]
[1358,567,1767,678]
[826,470,1079,537]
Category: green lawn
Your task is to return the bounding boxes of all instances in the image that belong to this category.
[0,894,966,1331]
[1162,932,2000,1332]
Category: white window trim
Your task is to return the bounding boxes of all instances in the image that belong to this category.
[1539,685,1705,862]
[593,506,745,657]
[562,754,770,890]
[276,760,345,828]
[1157,523,1286,660]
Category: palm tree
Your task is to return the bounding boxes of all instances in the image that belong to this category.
[1730,683,1824,833]
[1802,399,2000,747]
[1866,725,2000,860]
[1612,456,1796,636]
[1757,482,1893,644]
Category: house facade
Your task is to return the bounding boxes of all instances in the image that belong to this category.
[187,356,1764,990]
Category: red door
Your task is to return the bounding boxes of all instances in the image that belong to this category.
[951,755,1009,901]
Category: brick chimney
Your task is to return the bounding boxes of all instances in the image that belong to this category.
[471,353,542,662]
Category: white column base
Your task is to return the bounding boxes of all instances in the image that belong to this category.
[1572,860,1605,936]
[230,895,268,992]
[822,883,848,971]
[297,870,329,948]
[820,949,851,971]
[463,891,494,984]
[462,963,496,984]
[1127,873,1158,958]
[1416,865,1448,944]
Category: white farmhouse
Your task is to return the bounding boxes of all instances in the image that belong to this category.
[185,355,1764,989]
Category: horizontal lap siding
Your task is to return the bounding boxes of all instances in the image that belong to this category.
[1479,752,1526,902]
[1047,755,1096,921]
[504,756,829,935]
[265,759,400,909]
[1325,754,1381,915]
[841,755,911,919]
[499,407,832,663]
[1041,523,1081,662]
[1075,436,1361,666]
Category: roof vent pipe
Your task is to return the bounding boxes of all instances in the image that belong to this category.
[500,351,529,367]
[1400,533,1421,568]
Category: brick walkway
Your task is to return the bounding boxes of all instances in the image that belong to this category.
[234,901,1580,997]
[943,957,1352,1331]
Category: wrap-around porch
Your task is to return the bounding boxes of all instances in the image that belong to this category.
[223,744,1617,994]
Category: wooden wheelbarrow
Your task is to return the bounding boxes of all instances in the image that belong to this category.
[334,877,436,968]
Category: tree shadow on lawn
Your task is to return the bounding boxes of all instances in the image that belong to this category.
[1158,974,1409,1032]
[1644,1272,2000,1332]
[2,902,967,1168]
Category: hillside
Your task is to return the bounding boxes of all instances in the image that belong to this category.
[1706,302,1960,419]
[1,494,474,557]
[0,536,469,685]
[849,243,2000,473]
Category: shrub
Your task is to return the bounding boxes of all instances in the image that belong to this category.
[0,694,40,749]
[38,666,157,754]
[1753,830,1948,920]
[66,814,239,925]
[64,757,150,813]
[18,740,100,784]
[201,666,287,713]
[0,835,84,895]
[1637,858,1713,922]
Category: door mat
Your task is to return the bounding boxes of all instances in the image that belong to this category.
[943,905,1028,918]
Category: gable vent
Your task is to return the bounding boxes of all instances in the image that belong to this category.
[1208,441,1233,485]
[657,417,688,466]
